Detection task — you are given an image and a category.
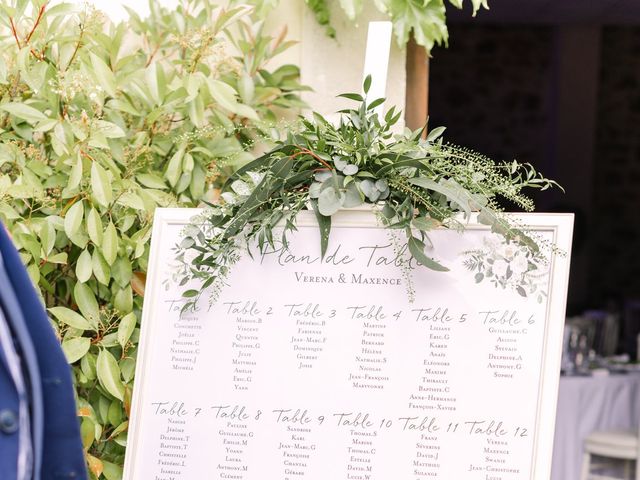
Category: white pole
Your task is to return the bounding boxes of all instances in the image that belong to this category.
[362,21,393,119]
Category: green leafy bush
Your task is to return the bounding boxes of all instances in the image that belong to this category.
[0,0,303,477]
[302,0,489,51]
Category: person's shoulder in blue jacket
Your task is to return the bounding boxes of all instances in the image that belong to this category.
[0,222,87,479]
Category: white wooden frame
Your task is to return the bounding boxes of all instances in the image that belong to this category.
[124,208,574,480]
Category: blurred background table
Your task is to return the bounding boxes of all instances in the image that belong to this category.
[551,372,640,480]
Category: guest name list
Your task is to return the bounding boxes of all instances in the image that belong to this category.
[128,221,552,480]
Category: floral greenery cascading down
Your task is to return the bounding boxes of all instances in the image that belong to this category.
[175,77,562,311]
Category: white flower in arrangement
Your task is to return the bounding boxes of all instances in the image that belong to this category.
[492,258,509,277]
[247,171,265,186]
[483,233,503,251]
[510,252,529,276]
[231,179,252,197]
[220,192,238,204]
[462,234,549,302]
[234,225,254,247]
[497,243,518,260]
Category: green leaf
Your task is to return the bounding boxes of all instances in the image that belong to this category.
[339,0,363,19]
[63,201,84,237]
[165,146,185,187]
[87,453,104,478]
[408,177,472,217]
[121,357,136,383]
[366,97,385,111]
[66,154,83,192]
[470,0,489,15]
[87,208,103,246]
[96,120,125,139]
[102,222,119,266]
[337,92,363,102]
[102,460,123,480]
[97,350,125,401]
[207,78,240,112]
[114,286,133,313]
[386,0,448,51]
[343,181,363,208]
[116,191,145,210]
[407,236,449,271]
[136,173,167,189]
[108,400,123,426]
[61,337,91,364]
[318,187,344,216]
[40,221,55,256]
[49,306,93,330]
[363,74,372,94]
[117,312,137,348]
[108,420,128,439]
[81,353,97,381]
[412,216,441,232]
[74,283,100,328]
[91,162,113,207]
[238,72,255,104]
[0,55,6,84]
[75,249,93,283]
[145,62,162,105]
[92,249,111,285]
[81,417,96,449]
[112,257,132,288]
[426,126,446,142]
[47,252,68,264]
[0,102,48,124]
[90,52,117,97]
[310,199,331,259]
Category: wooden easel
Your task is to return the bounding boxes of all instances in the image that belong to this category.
[405,37,429,132]
[363,24,429,132]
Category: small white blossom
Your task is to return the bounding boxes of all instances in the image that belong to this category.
[492,259,509,277]
[510,253,529,276]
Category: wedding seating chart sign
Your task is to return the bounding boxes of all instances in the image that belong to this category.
[123,208,573,480]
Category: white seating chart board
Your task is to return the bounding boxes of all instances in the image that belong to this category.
[124,208,573,480]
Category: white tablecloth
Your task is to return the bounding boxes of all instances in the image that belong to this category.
[551,373,640,480]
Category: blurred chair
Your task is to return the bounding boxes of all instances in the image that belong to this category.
[622,300,640,360]
[574,310,620,358]
[580,426,639,480]
[565,315,597,369]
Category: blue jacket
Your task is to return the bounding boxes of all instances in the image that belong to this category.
[0,223,87,479]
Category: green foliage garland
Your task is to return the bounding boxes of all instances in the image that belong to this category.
[176,77,561,310]
[0,0,303,477]
[302,0,489,51]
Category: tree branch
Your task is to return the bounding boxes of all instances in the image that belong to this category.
[9,18,22,49]
[26,3,47,44]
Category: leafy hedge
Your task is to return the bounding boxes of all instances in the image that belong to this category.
[301,0,489,51]
[0,1,303,477]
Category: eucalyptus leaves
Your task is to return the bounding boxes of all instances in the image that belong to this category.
[175,78,561,310]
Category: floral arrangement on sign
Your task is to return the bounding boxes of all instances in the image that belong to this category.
[174,77,562,310]
[462,233,550,303]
